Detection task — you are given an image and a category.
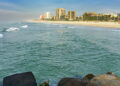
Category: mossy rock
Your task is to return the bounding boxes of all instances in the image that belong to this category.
[39,81,49,86]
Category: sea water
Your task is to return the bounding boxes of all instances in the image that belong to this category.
[0,22,120,85]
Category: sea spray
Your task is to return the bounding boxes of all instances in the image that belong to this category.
[21,25,28,28]
[0,34,3,38]
[6,27,19,32]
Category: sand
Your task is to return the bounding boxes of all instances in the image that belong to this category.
[27,20,120,29]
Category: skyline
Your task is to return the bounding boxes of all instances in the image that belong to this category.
[0,0,120,21]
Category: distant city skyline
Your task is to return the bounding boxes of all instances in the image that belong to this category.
[0,0,120,21]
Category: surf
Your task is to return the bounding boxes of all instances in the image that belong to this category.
[21,25,28,28]
[6,27,19,32]
[0,34,3,38]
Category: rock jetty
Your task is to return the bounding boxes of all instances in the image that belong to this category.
[2,72,120,86]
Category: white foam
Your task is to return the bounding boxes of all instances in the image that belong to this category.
[6,27,19,32]
[0,34,3,38]
[21,25,28,28]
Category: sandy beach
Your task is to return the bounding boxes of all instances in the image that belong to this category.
[27,20,120,29]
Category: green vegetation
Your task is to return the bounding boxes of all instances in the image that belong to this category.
[83,12,119,21]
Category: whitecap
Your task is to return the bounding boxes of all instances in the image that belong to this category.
[21,25,28,28]
[0,34,3,38]
[6,27,19,32]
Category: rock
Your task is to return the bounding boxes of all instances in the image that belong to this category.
[106,72,113,75]
[87,73,120,86]
[39,80,49,86]
[58,78,82,86]
[58,74,95,86]
[3,72,37,86]
[82,74,95,80]
[80,74,95,86]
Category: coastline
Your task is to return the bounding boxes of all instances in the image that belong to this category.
[27,20,120,29]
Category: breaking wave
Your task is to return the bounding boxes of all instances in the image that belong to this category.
[0,34,3,38]
[6,27,19,32]
[21,25,28,28]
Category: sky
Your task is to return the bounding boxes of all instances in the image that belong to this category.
[0,0,120,21]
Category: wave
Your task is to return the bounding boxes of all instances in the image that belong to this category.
[21,25,28,28]
[0,34,3,38]
[67,26,76,29]
[112,29,120,32]
[6,27,19,32]
[51,24,61,26]
[1,28,7,32]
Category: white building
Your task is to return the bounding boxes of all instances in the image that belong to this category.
[44,12,51,19]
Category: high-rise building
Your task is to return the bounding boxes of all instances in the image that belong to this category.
[44,12,51,19]
[68,11,76,20]
[39,12,51,20]
[52,16,57,20]
[56,8,66,20]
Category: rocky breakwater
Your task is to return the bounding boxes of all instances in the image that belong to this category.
[58,72,120,86]
[2,72,120,86]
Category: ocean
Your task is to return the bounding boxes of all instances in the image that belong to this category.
[0,22,120,85]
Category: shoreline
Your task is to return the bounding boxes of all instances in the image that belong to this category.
[27,20,120,29]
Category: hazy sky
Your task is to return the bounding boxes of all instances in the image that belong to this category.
[0,0,120,21]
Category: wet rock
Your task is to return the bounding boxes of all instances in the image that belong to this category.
[88,73,120,86]
[3,72,37,86]
[39,80,49,86]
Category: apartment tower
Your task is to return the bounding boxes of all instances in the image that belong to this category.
[56,8,66,20]
[68,11,76,20]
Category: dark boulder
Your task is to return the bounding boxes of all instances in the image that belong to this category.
[3,72,37,86]
[82,74,95,80]
[58,74,95,86]
[58,78,82,86]
[106,72,113,75]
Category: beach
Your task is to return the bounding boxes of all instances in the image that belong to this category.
[27,20,120,29]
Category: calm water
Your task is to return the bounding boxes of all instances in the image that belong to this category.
[0,22,120,84]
